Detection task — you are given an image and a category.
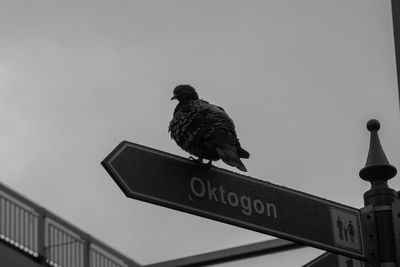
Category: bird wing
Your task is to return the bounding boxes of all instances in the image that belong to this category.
[186,100,238,147]
[169,99,248,171]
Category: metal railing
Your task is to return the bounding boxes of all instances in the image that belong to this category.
[0,182,139,267]
[0,193,39,257]
[46,220,85,267]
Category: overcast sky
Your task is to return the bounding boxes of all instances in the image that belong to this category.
[1,0,399,266]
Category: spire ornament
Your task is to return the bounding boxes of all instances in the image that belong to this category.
[359,119,397,184]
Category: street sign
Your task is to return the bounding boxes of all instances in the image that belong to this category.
[303,252,365,267]
[102,141,367,261]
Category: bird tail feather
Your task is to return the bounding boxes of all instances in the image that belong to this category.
[237,143,250,159]
[216,146,247,172]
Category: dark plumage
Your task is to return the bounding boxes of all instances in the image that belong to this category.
[169,84,250,172]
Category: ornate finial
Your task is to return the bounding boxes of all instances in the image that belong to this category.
[366,119,380,131]
[359,119,397,183]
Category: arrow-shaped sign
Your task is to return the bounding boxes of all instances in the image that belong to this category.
[102,141,367,261]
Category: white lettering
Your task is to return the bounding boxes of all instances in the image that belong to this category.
[227,192,239,207]
[189,177,278,219]
[207,181,219,201]
[190,177,205,197]
[219,186,227,204]
[266,203,278,219]
[254,199,265,214]
[240,196,252,215]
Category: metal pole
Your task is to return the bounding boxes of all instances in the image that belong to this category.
[37,207,46,265]
[83,234,91,267]
[391,0,400,113]
[359,119,398,267]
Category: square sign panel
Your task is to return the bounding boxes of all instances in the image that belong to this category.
[330,207,362,252]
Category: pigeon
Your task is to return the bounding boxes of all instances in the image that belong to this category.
[169,84,250,172]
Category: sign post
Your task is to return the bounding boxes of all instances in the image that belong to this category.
[102,120,398,266]
[102,142,366,261]
[358,120,398,266]
[304,119,399,267]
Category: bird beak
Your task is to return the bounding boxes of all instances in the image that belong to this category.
[171,95,177,100]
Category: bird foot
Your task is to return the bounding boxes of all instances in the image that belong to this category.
[189,156,203,164]
[189,157,212,169]
[204,160,212,168]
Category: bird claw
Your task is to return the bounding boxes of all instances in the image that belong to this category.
[188,156,212,169]
[204,160,213,169]
[189,156,203,164]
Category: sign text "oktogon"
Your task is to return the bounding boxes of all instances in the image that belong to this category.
[189,177,278,218]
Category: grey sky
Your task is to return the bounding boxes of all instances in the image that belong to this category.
[1,0,399,266]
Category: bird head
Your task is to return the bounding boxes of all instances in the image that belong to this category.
[171,84,199,102]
